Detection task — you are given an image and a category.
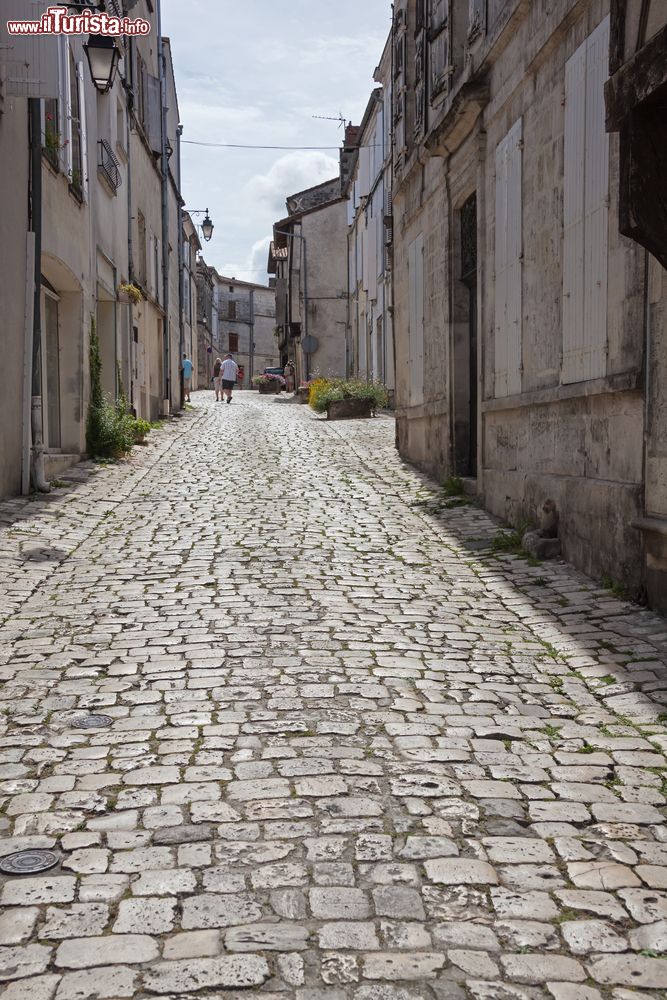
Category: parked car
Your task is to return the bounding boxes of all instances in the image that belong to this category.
[263,366,284,377]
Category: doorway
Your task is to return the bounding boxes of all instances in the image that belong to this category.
[42,288,61,449]
[453,192,478,477]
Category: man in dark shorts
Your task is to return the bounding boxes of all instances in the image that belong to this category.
[220,354,239,404]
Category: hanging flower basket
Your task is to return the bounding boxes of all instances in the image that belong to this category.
[117,282,143,305]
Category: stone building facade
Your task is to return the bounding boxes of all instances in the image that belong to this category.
[271,179,348,385]
[390,0,667,610]
[214,277,277,387]
[195,260,218,389]
[343,35,395,396]
[0,1,196,498]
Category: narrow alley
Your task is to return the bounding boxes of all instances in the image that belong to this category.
[0,394,666,999]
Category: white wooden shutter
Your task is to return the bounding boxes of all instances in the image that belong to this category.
[148,233,155,297]
[0,0,59,98]
[155,237,162,305]
[408,233,424,406]
[76,62,89,201]
[494,118,522,397]
[583,17,609,381]
[562,16,609,384]
[63,45,73,177]
[368,215,377,301]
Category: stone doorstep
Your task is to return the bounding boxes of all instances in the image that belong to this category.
[44,453,81,480]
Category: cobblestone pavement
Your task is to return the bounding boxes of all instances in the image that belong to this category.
[1,391,667,1000]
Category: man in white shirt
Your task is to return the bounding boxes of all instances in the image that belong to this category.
[220,354,239,404]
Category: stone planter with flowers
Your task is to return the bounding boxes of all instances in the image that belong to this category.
[252,373,285,394]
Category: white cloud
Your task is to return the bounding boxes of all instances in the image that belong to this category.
[162,0,390,275]
[220,236,273,285]
[245,151,339,216]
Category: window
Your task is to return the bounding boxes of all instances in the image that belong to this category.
[68,50,83,196]
[135,51,147,129]
[116,100,126,156]
[137,212,147,286]
[228,332,239,353]
[43,96,60,169]
[407,233,424,406]
[429,0,448,33]
[227,300,236,320]
[562,17,610,384]
[494,117,523,398]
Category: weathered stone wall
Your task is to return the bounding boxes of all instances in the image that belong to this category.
[393,154,451,480]
[302,200,348,380]
[393,0,657,597]
[0,98,29,497]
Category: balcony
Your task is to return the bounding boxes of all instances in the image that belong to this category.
[98,138,122,195]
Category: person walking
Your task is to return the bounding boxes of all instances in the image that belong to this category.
[221,353,239,404]
[181,353,194,403]
[212,357,223,401]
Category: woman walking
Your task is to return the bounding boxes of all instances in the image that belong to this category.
[212,357,223,401]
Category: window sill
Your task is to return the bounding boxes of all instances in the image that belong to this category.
[481,369,642,414]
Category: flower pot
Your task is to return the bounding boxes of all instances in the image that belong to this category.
[326,398,373,420]
[258,381,280,394]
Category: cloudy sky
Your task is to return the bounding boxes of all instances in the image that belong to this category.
[162,0,391,284]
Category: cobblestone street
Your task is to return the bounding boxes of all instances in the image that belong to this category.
[1,391,667,1000]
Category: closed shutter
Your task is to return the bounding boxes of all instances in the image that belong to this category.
[494,117,522,398]
[155,237,162,305]
[63,45,73,177]
[148,233,155,297]
[562,16,609,384]
[0,0,59,98]
[76,61,88,200]
[408,233,424,406]
[367,215,377,301]
[146,73,162,154]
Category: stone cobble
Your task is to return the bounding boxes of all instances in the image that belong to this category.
[0,391,666,1000]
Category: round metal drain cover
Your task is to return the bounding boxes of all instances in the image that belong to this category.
[0,849,59,876]
[72,714,113,730]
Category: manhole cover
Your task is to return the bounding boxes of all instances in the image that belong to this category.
[0,849,59,876]
[72,714,113,730]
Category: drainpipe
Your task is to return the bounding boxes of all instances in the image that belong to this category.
[249,286,254,382]
[157,9,170,411]
[28,97,50,493]
[176,123,184,409]
[125,36,136,413]
[389,4,398,432]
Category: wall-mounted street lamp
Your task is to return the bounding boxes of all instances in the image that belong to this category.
[188,208,214,242]
[56,3,121,93]
[84,35,121,93]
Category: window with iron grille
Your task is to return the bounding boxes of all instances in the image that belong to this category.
[98,138,122,193]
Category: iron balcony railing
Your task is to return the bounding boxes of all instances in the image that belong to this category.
[98,138,122,193]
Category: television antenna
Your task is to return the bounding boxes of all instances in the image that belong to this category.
[312,113,348,129]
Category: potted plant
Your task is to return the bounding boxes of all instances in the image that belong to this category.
[117,282,143,305]
[252,373,285,394]
[309,378,388,420]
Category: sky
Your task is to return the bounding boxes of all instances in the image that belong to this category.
[162,0,391,285]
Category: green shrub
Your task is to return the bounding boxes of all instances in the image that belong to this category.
[309,378,388,414]
[86,318,136,459]
[130,418,151,443]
